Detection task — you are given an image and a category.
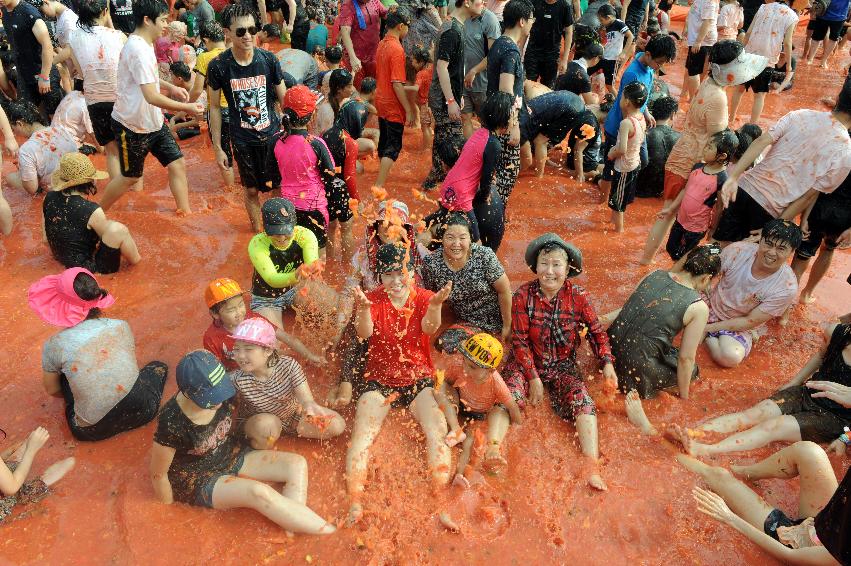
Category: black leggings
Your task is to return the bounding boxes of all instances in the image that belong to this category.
[60,361,168,441]
[473,186,505,252]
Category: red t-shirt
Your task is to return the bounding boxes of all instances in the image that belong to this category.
[337,0,387,64]
[364,286,435,388]
[415,66,433,106]
[374,34,407,124]
[203,312,272,372]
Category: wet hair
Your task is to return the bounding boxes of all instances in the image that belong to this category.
[682,244,723,276]
[385,8,411,29]
[7,100,42,125]
[645,35,677,62]
[444,212,473,235]
[73,271,108,319]
[622,81,648,108]
[731,131,752,162]
[597,3,616,18]
[412,46,431,65]
[221,1,260,29]
[537,242,569,261]
[325,45,343,64]
[761,218,802,250]
[281,109,313,141]
[738,122,762,141]
[709,128,738,164]
[133,0,169,28]
[480,91,513,131]
[76,0,108,31]
[649,95,678,121]
[580,43,603,61]
[359,76,377,95]
[64,181,98,196]
[169,61,192,81]
[646,17,660,35]
[709,39,744,67]
[823,324,851,375]
[199,21,225,42]
[261,23,281,37]
[503,0,534,28]
[329,68,353,115]
[599,92,615,113]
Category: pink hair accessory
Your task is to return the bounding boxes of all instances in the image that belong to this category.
[27,267,115,328]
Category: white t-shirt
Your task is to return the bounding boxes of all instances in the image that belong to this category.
[745,2,798,65]
[51,90,93,144]
[18,126,80,188]
[111,34,163,134]
[602,19,631,61]
[687,0,720,47]
[740,109,851,217]
[717,2,744,40]
[55,8,79,48]
[69,25,125,104]
[708,242,797,337]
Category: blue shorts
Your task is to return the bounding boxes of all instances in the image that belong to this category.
[250,288,297,312]
[196,447,250,508]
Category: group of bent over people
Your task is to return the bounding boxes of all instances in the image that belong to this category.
[0,0,850,561]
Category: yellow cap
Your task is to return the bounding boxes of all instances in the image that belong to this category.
[204,278,244,308]
[460,333,503,369]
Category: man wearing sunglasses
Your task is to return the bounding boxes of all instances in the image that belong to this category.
[208,1,288,231]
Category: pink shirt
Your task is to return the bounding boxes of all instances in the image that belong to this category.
[740,110,851,217]
[275,133,333,225]
[337,0,388,64]
[614,115,646,173]
[439,128,489,212]
[678,165,724,233]
[448,370,513,413]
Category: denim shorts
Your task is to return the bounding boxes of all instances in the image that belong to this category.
[250,289,297,312]
[196,447,250,508]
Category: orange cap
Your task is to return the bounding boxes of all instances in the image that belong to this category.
[204,278,244,308]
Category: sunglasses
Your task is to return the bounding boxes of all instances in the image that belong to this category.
[234,26,258,37]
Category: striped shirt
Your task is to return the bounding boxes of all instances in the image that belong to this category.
[233,356,306,430]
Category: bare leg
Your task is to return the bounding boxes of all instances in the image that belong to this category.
[338,218,355,267]
[244,413,283,449]
[640,203,676,264]
[244,186,263,232]
[5,172,34,195]
[731,441,838,517]
[705,334,747,368]
[729,86,745,123]
[0,187,12,236]
[100,174,139,211]
[297,406,346,439]
[611,210,624,233]
[682,415,802,457]
[41,457,75,486]
[104,141,121,182]
[750,92,767,125]
[357,136,376,157]
[808,40,823,64]
[803,29,814,61]
[238,449,310,503]
[685,73,701,100]
[325,220,338,261]
[165,158,191,214]
[410,387,451,487]
[820,39,838,67]
[800,247,834,303]
[461,113,474,139]
[345,390,391,525]
[575,413,606,490]
[374,157,395,188]
[625,390,657,435]
[676,453,774,529]
[99,221,142,265]
[697,399,783,434]
[455,433,475,478]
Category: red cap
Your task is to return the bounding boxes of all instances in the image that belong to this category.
[284,85,317,118]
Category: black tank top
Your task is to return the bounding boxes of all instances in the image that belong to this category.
[806,324,851,419]
[43,191,101,268]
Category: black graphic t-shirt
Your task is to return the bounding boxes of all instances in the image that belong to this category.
[110,0,135,34]
[0,1,44,78]
[207,48,285,144]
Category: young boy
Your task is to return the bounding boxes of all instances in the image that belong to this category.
[324,45,343,71]
[357,76,380,150]
[406,46,434,151]
[662,129,738,261]
[607,81,647,233]
[373,10,414,188]
[99,0,204,214]
[590,4,633,95]
[202,277,325,371]
[636,95,680,198]
[435,333,522,484]
[166,62,202,140]
[567,93,614,183]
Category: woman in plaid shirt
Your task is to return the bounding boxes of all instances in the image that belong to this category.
[499,233,618,491]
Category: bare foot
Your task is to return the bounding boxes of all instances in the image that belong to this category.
[41,457,75,487]
[317,522,337,535]
[438,511,461,532]
[664,424,698,456]
[639,257,653,266]
[588,473,607,491]
[452,474,471,489]
[779,306,792,327]
[800,290,816,304]
[483,445,507,475]
[346,502,364,527]
[729,464,750,479]
[625,391,658,435]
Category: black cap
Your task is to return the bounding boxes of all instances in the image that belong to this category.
[262,198,296,235]
[375,243,414,274]
[176,350,235,409]
[524,233,583,276]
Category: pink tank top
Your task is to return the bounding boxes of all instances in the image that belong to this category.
[615,115,646,173]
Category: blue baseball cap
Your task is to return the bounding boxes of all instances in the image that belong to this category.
[176,351,235,409]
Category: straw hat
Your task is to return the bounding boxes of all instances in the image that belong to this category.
[50,152,108,191]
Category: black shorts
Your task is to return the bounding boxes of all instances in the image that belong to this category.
[81,242,122,274]
[666,220,706,260]
[326,177,353,222]
[88,102,116,146]
[363,378,434,408]
[608,167,640,212]
[524,49,559,88]
[712,188,774,242]
[685,45,710,76]
[377,117,404,161]
[764,508,805,544]
[811,17,845,41]
[795,195,851,259]
[588,58,617,85]
[231,136,281,192]
[770,385,851,442]
[743,66,773,93]
[112,119,183,178]
[600,136,618,181]
[296,208,327,247]
[458,403,489,424]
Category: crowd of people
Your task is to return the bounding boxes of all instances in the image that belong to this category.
[0,0,850,560]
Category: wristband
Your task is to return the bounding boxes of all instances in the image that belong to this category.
[446,98,456,106]
[840,427,851,446]
[37,75,50,83]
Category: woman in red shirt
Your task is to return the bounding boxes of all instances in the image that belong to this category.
[345,242,452,526]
